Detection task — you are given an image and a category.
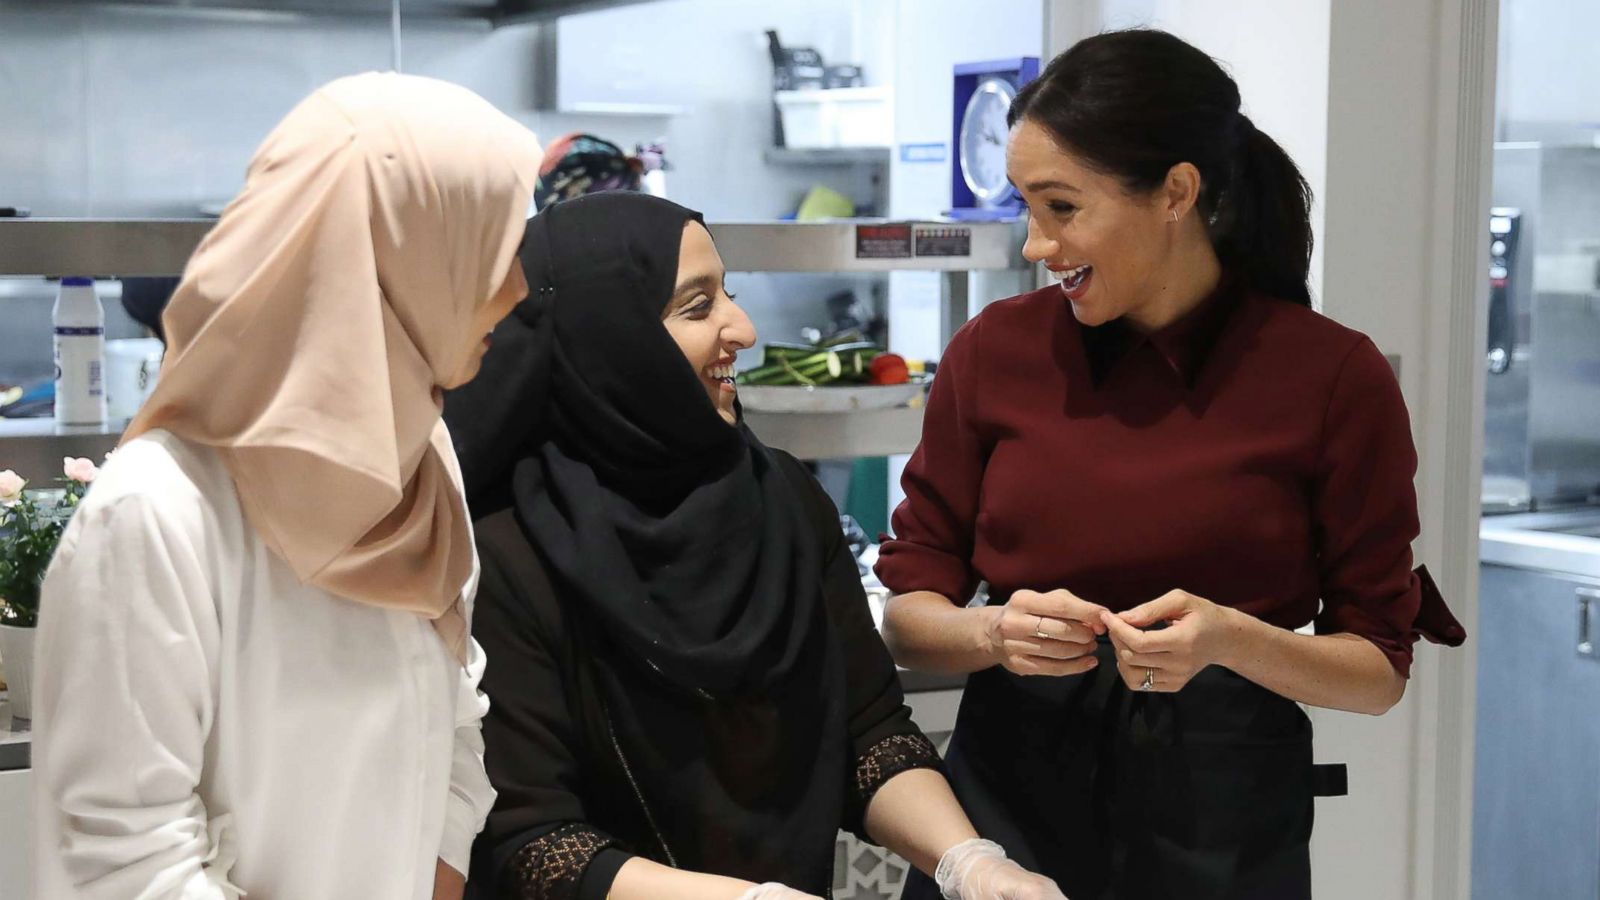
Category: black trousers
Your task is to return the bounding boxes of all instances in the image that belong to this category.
[905,638,1315,900]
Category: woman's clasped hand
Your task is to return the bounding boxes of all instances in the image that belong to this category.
[985,588,1107,677]
[1101,589,1244,693]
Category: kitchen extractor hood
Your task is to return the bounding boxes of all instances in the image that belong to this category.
[0,0,660,25]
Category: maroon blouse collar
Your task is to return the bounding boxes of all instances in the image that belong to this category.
[1077,273,1246,390]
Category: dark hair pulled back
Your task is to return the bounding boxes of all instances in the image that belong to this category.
[1009,29,1314,306]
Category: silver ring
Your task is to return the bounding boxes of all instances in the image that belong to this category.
[1033,615,1051,640]
[1140,667,1156,691]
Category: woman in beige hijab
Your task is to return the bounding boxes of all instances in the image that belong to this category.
[31,72,541,900]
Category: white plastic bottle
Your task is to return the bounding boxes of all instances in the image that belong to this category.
[53,277,107,426]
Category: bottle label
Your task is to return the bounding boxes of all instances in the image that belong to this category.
[55,328,107,423]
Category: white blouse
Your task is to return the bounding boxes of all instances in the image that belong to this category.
[31,429,495,899]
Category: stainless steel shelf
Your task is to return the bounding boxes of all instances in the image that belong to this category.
[1,218,1029,277]
[0,219,213,277]
[556,102,689,117]
[0,418,129,440]
[0,0,659,26]
[709,220,1027,273]
[743,406,923,460]
[763,147,892,166]
[0,218,1000,464]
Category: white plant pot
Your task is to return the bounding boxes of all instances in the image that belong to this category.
[0,624,35,722]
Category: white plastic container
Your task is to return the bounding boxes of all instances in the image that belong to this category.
[105,337,165,421]
[775,86,893,149]
[53,277,107,426]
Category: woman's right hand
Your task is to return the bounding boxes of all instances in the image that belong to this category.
[983,589,1107,677]
[734,884,825,900]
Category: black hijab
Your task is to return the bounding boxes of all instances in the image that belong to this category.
[450,191,832,697]
[446,193,848,887]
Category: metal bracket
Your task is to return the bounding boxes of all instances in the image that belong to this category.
[1578,587,1600,659]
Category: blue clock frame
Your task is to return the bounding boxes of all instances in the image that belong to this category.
[948,56,1041,221]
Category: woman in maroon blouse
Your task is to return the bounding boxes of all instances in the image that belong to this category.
[876,30,1464,900]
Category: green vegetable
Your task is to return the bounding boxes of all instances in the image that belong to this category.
[835,346,882,382]
[743,334,891,386]
[764,340,878,367]
[736,350,844,386]
[762,341,827,366]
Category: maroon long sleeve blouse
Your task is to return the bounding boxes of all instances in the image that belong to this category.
[875,279,1461,677]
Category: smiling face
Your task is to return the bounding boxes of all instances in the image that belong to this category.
[1008,118,1211,332]
[661,221,756,425]
[443,257,529,389]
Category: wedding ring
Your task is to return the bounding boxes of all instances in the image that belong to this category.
[1033,615,1051,640]
[1140,667,1156,691]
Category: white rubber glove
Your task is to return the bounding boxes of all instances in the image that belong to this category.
[935,838,1069,900]
[735,883,824,900]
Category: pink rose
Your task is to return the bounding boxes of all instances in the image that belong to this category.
[63,456,99,485]
[0,470,23,507]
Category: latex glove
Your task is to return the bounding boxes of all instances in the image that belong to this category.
[936,838,1068,900]
[736,883,824,900]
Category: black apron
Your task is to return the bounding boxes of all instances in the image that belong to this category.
[904,637,1325,900]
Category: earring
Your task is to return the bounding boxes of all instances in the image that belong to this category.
[1170,210,1180,223]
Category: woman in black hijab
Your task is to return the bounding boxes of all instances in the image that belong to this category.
[445,193,1065,900]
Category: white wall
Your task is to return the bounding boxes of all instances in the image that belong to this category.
[1087,0,1331,301]
[0,1,884,220]
[1496,0,1600,143]
[1318,5,1438,893]
[532,0,888,220]
[886,0,1044,223]
[0,7,481,217]
[507,0,895,354]
[882,0,1044,523]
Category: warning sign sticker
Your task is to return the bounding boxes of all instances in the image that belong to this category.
[855,223,914,259]
[914,226,972,258]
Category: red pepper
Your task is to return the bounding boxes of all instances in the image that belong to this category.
[868,353,910,385]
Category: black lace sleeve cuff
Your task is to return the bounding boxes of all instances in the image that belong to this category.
[854,732,943,806]
[502,822,620,900]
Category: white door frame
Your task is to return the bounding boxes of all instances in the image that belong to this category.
[1404,0,1497,895]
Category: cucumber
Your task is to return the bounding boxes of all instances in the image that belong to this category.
[736,350,843,386]
[761,341,823,366]
[768,342,825,365]
[837,346,881,382]
[737,363,796,385]
[763,340,879,367]
[819,341,880,356]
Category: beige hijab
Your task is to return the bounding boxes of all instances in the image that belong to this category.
[125,72,542,662]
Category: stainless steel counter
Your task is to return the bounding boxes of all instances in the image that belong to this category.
[1479,507,1600,577]
[0,703,27,772]
[0,417,128,484]
[1474,508,1600,898]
